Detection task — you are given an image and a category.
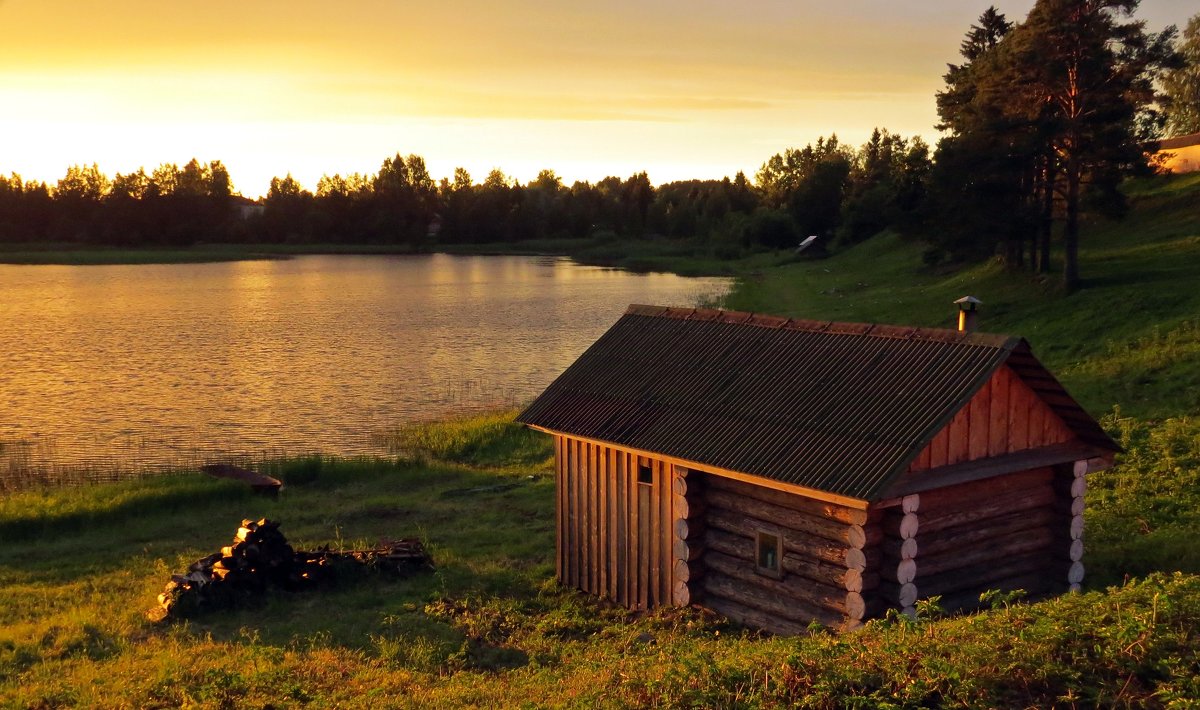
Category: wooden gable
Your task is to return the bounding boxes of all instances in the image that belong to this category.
[906,364,1074,473]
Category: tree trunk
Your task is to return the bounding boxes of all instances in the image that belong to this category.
[1027,163,1039,271]
[1062,158,1080,292]
[1039,156,1056,274]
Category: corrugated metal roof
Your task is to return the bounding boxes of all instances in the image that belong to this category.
[517,305,1119,501]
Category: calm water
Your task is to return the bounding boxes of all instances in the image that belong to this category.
[0,254,729,487]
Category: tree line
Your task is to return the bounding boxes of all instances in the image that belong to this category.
[1,2,1196,291]
[0,136,932,259]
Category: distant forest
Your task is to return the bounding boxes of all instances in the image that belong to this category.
[1,2,1196,290]
[0,134,927,258]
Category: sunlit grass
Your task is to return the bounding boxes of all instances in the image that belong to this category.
[2,410,1199,706]
[373,409,553,471]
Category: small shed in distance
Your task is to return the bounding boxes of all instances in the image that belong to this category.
[516,304,1121,633]
[1154,132,1200,173]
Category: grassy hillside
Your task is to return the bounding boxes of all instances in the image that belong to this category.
[2,175,1199,707]
[725,172,1200,419]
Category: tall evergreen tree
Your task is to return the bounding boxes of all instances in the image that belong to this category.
[931,1,1175,290]
[928,8,1031,264]
[1011,0,1175,289]
[1162,14,1200,135]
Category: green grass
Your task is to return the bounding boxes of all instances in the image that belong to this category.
[3,418,1200,707]
[3,172,1200,706]
[373,410,554,470]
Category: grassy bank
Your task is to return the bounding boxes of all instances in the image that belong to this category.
[0,244,280,266]
[3,174,1199,706]
[438,236,788,276]
[3,413,1200,708]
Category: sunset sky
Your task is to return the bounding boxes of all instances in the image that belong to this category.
[0,1,1193,197]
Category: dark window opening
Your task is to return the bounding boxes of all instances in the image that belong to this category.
[756,530,783,579]
[637,461,653,485]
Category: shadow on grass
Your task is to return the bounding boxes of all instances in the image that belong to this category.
[0,457,481,546]
[0,478,255,543]
[165,561,582,673]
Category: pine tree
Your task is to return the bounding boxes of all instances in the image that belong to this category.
[1163,14,1200,135]
[930,0,1175,290]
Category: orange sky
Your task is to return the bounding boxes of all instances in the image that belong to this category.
[0,1,1193,196]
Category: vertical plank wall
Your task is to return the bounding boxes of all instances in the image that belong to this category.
[908,364,1075,473]
[556,435,675,609]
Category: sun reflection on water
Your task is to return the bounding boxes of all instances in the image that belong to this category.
[0,254,728,489]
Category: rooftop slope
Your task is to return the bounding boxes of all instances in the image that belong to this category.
[518,305,1117,500]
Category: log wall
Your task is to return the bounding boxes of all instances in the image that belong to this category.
[908,365,1074,473]
[699,474,873,632]
[1053,460,1089,591]
[872,466,1074,615]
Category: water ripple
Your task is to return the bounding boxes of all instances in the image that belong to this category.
[0,254,729,488]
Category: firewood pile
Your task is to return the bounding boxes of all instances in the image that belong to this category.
[153,518,433,620]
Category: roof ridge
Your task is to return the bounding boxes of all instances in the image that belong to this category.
[624,303,1017,348]
[1157,132,1200,150]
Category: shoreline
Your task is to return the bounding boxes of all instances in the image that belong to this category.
[0,239,782,277]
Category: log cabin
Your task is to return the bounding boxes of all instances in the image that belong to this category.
[515,302,1121,633]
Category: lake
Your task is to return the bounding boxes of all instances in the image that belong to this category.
[0,254,729,488]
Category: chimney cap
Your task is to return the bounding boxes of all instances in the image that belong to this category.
[954,295,982,310]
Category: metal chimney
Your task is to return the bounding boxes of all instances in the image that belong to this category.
[955,296,982,332]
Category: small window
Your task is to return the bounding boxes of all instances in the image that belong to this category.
[756,530,783,579]
[637,459,653,485]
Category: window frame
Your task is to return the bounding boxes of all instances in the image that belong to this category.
[754,529,784,580]
[636,457,654,486]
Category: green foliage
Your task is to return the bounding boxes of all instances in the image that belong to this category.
[1086,412,1200,585]
[929,1,1177,288]
[1162,13,1200,135]
[377,410,553,470]
[739,207,799,250]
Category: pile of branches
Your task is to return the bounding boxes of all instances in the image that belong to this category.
[154,518,432,620]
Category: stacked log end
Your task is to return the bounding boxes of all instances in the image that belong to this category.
[671,468,706,606]
[879,494,920,617]
[1060,460,1088,592]
[701,475,873,633]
